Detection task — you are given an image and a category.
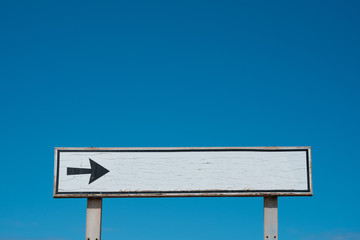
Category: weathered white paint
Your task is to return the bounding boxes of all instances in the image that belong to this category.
[54,147,312,197]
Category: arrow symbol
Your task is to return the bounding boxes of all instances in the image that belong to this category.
[67,158,110,184]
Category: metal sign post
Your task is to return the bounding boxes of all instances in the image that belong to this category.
[264,197,278,240]
[53,147,312,239]
[86,198,102,240]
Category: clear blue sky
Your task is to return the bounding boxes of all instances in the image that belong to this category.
[0,1,359,240]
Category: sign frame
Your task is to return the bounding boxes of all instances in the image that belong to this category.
[54,147,312,198]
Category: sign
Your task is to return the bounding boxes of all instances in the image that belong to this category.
[54,147,312,198]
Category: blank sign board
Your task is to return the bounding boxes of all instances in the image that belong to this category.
[54,147,312,198]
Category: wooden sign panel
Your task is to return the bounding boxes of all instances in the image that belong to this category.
[54,147,312,198]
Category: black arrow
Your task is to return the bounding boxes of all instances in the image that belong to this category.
[67,158,110,184]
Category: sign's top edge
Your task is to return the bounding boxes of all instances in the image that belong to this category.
[55,146,311,151]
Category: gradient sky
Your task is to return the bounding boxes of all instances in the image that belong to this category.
[0,1,359,240]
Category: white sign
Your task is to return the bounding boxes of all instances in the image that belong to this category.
[54,147,312,198]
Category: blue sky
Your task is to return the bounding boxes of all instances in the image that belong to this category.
[0,1,359,239]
